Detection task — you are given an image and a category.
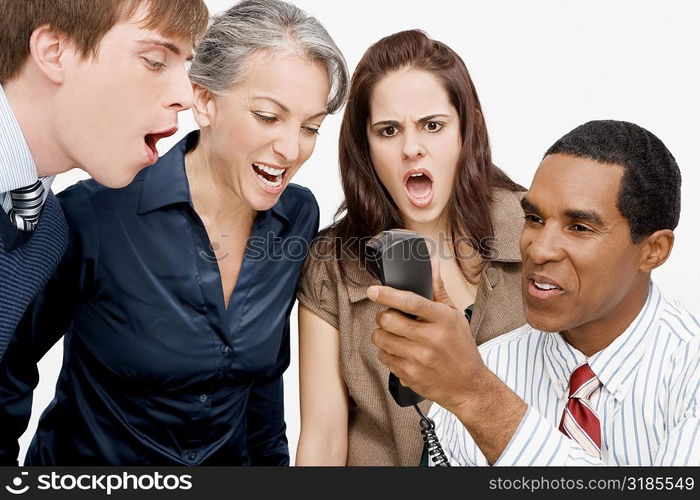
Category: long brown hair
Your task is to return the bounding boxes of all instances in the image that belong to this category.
[328,29,523,282]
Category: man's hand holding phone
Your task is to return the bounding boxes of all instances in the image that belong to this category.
[368,258,528,464]
[368,258,483,414]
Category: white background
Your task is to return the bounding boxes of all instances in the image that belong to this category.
[21,0,700,464]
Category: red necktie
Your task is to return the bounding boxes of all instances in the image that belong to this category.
[559,363,602,458]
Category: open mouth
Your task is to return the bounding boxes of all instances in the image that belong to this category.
[527,275,564,300]
[252,162,287,191]
[403,169,433,208]
[533,281,561,291]
[144,127,178,163]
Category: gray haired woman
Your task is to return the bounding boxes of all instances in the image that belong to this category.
[5,0,348,466]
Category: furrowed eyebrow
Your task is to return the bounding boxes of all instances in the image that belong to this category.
[564,209,604,225]
[417,113,450,124]
[370,114,451,129]
[370,119,399,128]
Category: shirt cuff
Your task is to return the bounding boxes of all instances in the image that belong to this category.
[493,405,572,466]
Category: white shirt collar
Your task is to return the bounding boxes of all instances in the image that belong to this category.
[0,82,41,193]
[542,281,661,403]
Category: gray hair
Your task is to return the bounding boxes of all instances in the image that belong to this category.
[189,0,349,114]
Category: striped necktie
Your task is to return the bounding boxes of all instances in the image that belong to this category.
[8,179,45,231]
[559,363,602,458]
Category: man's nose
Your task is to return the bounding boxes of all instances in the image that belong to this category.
[165,66,194,111]
[527,223,566,265]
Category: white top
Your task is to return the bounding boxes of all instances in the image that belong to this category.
[0,83,53,215]
[429,281,700,466]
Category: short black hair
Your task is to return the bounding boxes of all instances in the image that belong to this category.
[544,120,681,243]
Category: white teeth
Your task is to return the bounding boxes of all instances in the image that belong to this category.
[252,163,284,189]
[254,163,285,176]
[534,281,559,290]
[410,173,424,177]
[256,173,283,188]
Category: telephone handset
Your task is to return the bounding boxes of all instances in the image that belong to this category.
[366,230,450,466]
[366,229,432,406]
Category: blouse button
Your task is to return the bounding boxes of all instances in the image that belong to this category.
[198,394,208,403]
[220,345,230,354]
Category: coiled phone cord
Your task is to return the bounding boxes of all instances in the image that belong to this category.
[414,403,450,467]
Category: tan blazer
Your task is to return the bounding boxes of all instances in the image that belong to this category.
[297,189,526,465]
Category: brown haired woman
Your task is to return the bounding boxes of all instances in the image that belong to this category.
[295,30,528,466]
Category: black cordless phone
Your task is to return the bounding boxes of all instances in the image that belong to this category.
[365,230,433,407]
[365,230,450,466]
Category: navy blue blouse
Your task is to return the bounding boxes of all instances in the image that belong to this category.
[0,132,319,465]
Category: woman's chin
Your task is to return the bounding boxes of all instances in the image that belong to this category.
[245,189,283,212]
[248,196,279,212]
[400,202,448,227]
[245,170,291,211]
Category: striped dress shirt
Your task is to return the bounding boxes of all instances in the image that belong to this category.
[0,83,52,215]
[429,281,700,466]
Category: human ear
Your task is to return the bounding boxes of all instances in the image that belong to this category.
[191,85,216,128]
[638,229,674,272]
[29,25,69,85]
